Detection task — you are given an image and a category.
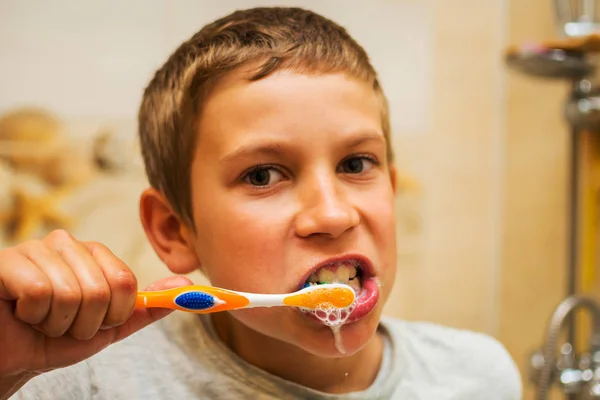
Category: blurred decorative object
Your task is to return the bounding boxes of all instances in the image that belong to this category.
[93,128,134,173]
[505,46,595,79]
[0,108,65,185]
[0,107,178,286]
[0,107,97,241]
[0,108,96,186]
[505,1,600,78]
[4,175,73,242]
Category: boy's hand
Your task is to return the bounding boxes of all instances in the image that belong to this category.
[0,229,191,384]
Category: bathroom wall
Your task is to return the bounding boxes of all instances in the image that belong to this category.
[0,0,577,397]
[501,0,572,398]
[0,0,506,331]
[391,0,507,336]
[395,2,575,398]
[0,0,431,134]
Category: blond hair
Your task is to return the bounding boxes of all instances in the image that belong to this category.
[138,7,392,227]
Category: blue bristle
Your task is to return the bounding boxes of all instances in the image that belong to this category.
[303,282,310,289]
[174,291,215,310]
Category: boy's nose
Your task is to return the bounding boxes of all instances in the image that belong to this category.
[294,178,360,239]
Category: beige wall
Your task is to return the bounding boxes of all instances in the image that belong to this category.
[387,0,507,336]
[390,1,572,399]
[502,0,571,398]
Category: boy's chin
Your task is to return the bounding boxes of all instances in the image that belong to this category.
[228,304,383,358]
[296,310,383,358]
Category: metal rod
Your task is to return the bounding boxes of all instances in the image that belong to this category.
[565,110,581,400]
[567,122,580,353]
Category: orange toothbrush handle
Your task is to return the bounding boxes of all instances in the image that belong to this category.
[136,285,250,314]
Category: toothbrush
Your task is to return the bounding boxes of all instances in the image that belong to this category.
[135,283,355,314]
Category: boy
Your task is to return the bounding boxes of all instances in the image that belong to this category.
[0,7,522,399]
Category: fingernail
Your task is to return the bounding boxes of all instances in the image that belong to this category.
[100,324,112,330]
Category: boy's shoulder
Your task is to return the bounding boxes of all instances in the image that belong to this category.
[381,316,523,399]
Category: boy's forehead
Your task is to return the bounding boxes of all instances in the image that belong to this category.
[197,69,383,145]
[192,71,385,163]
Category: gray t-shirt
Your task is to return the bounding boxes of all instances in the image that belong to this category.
[12,313,522,399]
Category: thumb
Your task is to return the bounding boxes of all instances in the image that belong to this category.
[111,275,194,342]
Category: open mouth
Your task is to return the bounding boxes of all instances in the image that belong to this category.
[302,259,363,293]
[298,255,379,324]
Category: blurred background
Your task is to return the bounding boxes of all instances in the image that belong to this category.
[2,0,599,398]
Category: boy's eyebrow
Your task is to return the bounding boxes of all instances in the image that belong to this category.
[220,141,290,163]
[345,132,387,148]
[220,131,386,163]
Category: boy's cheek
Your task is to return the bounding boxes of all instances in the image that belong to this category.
[207,273,272,294]
[206,265,293,298]
[228,308,309,339]
[230,307,276,322]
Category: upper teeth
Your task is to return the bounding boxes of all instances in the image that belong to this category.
[318,268,335,283]
[308,263,358,284]
[335,265,351,281]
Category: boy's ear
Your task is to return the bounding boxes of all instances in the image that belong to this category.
[139,188,200,275]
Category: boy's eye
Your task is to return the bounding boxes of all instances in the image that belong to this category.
[338,156,376,174]
[244,167,285,187]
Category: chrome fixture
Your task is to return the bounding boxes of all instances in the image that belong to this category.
[555,0,600,37]
[530,296,600,399]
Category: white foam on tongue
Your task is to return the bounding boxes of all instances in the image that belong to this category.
[304,302,355,355]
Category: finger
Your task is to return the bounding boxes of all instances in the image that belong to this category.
[27,276,193,372]
[83,242,138,328]
[26,235,83,337]
[53,238,111,340]
[0,248,53,325]
[112,276,193,342]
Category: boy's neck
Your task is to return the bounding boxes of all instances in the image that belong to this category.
[211,313,384,394]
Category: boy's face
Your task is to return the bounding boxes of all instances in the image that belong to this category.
[188,70,397,357]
